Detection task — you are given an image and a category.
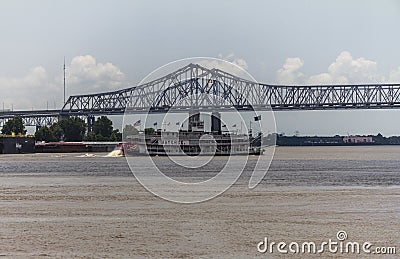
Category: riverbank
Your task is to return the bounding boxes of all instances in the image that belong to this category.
[276,133,400,146]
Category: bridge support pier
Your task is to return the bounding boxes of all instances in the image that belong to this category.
[87,115,95,132]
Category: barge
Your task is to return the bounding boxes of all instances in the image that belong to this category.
[0,135,35,154]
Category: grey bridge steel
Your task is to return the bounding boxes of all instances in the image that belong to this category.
[1,63,400,127]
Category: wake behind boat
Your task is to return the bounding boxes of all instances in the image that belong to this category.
[106,143,125,157]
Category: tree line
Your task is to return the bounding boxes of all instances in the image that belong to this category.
[1,116,125,142]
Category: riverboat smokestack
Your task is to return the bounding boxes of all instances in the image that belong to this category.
[188,111,205,132]
[211,112,221,134]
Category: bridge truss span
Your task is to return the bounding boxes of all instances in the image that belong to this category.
[0,110,60,128]
[259,84,400,110]
[62,63,400,114]
[1,63,400,127]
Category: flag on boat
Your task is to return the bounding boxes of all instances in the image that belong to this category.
[153,122,158,126]
[232,124,237,127]
[254,115,261,121]
[133,120,141,127]
[176,122,180,125]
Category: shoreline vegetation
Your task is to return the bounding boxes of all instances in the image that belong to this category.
[274,133,400,146]
[3,116,400,148]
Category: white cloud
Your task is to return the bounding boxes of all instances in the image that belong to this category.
[218,53,249,71]
[277,51,386,85]
[388,67,400,83]
[197,54,251,80]
[276,57,304,84]
[325,51,381,84]
[0,55,128,110]
[0,66,60,110]
[306,73,335,85]
[66,55,126,94]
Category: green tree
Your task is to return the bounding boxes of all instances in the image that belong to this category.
[50,123,63,141]
[1,117,27,135]
[373,133,386,144]
[92,116,113,139]
[58,117,87,141]
[84,117,122,142]
[110,129,122,141]
[95,134,108,141]
[84,131,97,141]
[35,126,57,142]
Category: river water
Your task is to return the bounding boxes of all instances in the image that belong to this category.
[0,146,399,257]
[1,146,400,187]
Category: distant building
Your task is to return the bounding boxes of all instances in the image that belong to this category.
[343,136,373,143]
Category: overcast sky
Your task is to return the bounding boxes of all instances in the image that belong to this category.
[1,0,400,135]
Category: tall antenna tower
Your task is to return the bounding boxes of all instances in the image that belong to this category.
[63,57,66,105]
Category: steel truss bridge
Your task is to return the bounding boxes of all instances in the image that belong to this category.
[1,63,400,128]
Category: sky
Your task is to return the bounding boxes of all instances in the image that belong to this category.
[1,0,400,135]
